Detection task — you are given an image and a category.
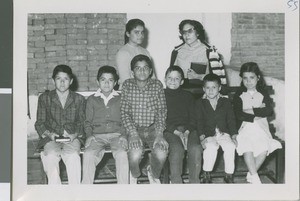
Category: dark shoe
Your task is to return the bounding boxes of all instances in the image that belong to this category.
[224,174,234,183]
[202,171,212,183]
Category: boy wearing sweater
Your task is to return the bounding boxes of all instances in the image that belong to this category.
[82,66,129,184]
[164,65,202,183]
[195,73,237,183]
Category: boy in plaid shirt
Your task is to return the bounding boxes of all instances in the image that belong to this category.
[121,54,168,184]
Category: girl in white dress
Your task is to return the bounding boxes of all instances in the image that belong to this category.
[233,62,282,184]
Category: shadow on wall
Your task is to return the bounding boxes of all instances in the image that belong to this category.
[226,67,285,141]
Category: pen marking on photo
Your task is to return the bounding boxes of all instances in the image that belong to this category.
[287,0,298,11]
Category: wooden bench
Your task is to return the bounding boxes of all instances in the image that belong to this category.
[161,85,285,184]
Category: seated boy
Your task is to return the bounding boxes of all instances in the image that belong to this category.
[121,54,168,184]
[82,66,129,184]
[195,73,238,183]
[164,65,202,183]
[35,64,86,184]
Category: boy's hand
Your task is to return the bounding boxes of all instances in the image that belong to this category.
[174,129,183,137]
[128,135,143,150]
[49,133,59,141]
[153,136,168,151]
[231,134,238,147]
[85,135,96,148]
[199,135,206,149]
[119,136,128,150]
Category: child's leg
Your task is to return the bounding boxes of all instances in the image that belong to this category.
[61,139,81,184]
[41,141,62,184]
[82,136,107,184]
[147,136,168,179]
[218,134,236,174]
[203,136,219,172]
[254,151,268,171]
[187,131,202,183]
[110,134,130,184]
[243,152,257,175]
[164,131,185,184]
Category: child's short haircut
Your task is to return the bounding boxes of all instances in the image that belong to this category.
[97,66,119,82]
[130,54,152,71]
[203,73,221,86]
[52,65,73,80]
[165,65,184,80]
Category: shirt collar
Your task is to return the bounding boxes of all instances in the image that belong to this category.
[202,93,223,100]
[94,89,119,97]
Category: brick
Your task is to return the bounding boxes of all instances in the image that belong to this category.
[45,57,67,63]
[106,24,125,30]
[107,13,126,18]
[45,46,65,51]
[28,58,46,64]
[66,45,87,50]
[45,18,56,24]
[67,28,78,34]
[56,29,67,35]
[45,29,55,35]
[56,39,67,45]
[34,53,46,58]
[86,13,106,18]
[65,14,85,18]
[27,63,36,69]
[66,24,86,29]
[77,40,88,45]
[28,26,44,31]
[68,55,87,61]
[44,14,65,19]
[46,35,67,40]
[28,47,44,53]
[68,33,87,40]
[56,50,67,57]
[45,52,56,57]
[45,24,66,29]
[28,36,45,42]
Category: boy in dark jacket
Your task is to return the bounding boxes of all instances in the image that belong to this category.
[196,73,237,183]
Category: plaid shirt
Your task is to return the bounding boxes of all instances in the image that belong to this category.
[35,90,86,139]
[121,78,167,136]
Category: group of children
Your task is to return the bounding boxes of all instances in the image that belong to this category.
[35,55,282,185]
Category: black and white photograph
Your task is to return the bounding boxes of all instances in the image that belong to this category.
[13,0,299,200]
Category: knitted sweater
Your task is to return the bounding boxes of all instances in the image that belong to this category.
[164,88,196,134]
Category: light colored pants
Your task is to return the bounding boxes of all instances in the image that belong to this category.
[202,134,236,174]
[41,139,81,185]
[82,133,129,184]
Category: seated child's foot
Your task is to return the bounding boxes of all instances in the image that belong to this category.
[224,173,234,183]
[250,173,262,184]
[202,171,212,183]
[246,172,252,183]
[147,165,161,184]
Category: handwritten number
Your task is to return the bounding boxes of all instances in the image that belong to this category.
[287,0,298,11]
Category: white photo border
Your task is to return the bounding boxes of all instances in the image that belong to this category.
[13,0,299,200]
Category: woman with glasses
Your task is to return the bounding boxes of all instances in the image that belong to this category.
[170,19,227,88]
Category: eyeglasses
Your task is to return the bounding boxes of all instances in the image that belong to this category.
[133,66,150,72]
[180,28,195,35]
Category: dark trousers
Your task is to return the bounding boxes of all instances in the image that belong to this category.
[164,130,203,183]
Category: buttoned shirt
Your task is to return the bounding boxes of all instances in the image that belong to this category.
[121,78,167,136]
[35,90,86,145]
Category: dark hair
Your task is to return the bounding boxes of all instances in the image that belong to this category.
[125,19,145,44]
[130,54,152,71]
[239,62,266,90]
[52,65,73,80]
[179,19,205,43]
[203,73,221,86]
[165,65,184,80]
[97,65,119,82]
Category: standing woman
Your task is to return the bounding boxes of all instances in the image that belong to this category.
[170,19,226,88]
[116,19,154,88]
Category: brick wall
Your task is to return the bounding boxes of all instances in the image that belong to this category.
[230,13,284,80]
[28,13,126,95]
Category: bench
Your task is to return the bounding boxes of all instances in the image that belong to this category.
[161,85,285,184]
[28,86,285,184]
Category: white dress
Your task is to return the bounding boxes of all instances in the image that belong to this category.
[236,90,282,157]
